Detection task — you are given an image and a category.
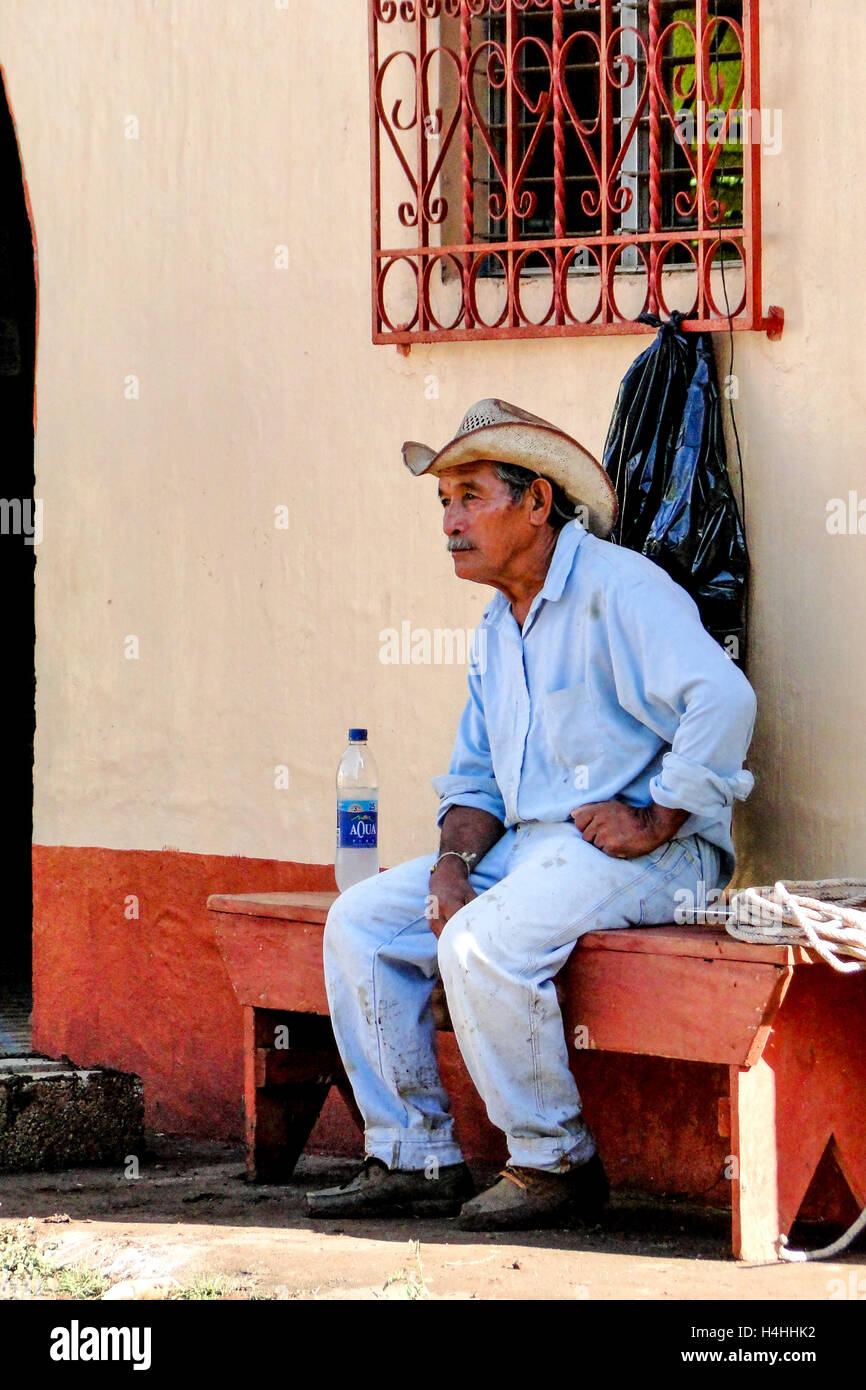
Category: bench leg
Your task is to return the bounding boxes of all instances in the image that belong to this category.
[730,965,866,1262]
[729,1058,782,1262]
[244,1008,361,1183]
[765,969,866,1242]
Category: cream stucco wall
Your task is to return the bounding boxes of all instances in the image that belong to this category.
[5,0,865,883]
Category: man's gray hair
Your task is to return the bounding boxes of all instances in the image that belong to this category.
[492,462,578,531]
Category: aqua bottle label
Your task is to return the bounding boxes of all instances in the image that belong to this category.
[337,799,378,849]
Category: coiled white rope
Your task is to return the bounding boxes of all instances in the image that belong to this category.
[727,879,866,974]
[727,879,866,1259]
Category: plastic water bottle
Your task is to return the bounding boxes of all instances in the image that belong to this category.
[335,728,379,891]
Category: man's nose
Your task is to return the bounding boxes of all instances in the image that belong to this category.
[442,501,461,535]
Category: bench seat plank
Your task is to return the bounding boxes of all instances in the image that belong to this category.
[206,891,817,966]
[208,891,336,924]
[215,919,330,1012]
[563,953,791,1065]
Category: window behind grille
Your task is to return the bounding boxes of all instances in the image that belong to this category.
[368,0,771,342]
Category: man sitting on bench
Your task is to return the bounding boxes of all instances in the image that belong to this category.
[306,398,757,1232]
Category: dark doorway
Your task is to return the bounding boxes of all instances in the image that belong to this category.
[0,64,37,1047]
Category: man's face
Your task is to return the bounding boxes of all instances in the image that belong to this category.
[438,461,540,586]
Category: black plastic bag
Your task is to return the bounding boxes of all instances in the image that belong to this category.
[603,311,749,665]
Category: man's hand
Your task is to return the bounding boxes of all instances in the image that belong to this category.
[571,799,689,859]
[426,859,477,937]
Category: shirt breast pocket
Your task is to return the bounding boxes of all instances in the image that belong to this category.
[540,685,604,770]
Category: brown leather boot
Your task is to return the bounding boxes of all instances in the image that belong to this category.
[457,1154,609,1232]
[306,1157,475,1219]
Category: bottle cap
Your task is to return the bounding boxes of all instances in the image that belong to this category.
[348,728,368,742]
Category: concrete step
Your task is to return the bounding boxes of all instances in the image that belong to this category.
[0,974,33,1057]
[0,1056,109,1078]
[0,1056,144,1173]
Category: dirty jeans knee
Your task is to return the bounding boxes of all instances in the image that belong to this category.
[436,903,595,1172]
[434,913,463,991]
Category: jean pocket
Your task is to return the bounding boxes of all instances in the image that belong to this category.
[687,835,721,889]
[643,839,682,868]
[645,835,701,872]
[637,842,696,925]
[678,836,704,875]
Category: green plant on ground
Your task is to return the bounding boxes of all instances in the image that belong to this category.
[380,1239,430,1300]
[0,1223,110,1300]
[169,1273,248,1300]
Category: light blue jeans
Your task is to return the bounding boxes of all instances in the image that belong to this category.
[323,821,721,1173]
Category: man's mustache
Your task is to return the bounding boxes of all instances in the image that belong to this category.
[447,538,474,552]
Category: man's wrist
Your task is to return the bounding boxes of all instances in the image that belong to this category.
[437,806,504,869]
[646,802,689,836]
[430,850,477,878]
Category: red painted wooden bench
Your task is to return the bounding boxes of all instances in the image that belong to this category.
[207,890,866,1262]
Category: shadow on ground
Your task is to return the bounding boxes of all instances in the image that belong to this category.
[1,1137,862,1300]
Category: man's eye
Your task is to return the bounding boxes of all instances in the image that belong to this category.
[440,491,475,505]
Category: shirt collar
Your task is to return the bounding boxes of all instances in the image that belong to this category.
[480,521,589,629]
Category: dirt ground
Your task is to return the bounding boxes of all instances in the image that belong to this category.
[1,1137,863,1301]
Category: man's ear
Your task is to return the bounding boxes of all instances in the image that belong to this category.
[527,477,553,527]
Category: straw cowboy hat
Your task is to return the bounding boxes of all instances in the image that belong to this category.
[402,398,618,540]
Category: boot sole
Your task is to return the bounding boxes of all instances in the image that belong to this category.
[457,1197,609,1233]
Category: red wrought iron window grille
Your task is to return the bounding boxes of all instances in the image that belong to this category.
[369,0,775,343]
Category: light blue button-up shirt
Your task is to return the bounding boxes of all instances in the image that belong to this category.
[432,520,757,888]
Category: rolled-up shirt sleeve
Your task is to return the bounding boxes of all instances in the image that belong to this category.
[431,665,506,828]
[605,571,758,821]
